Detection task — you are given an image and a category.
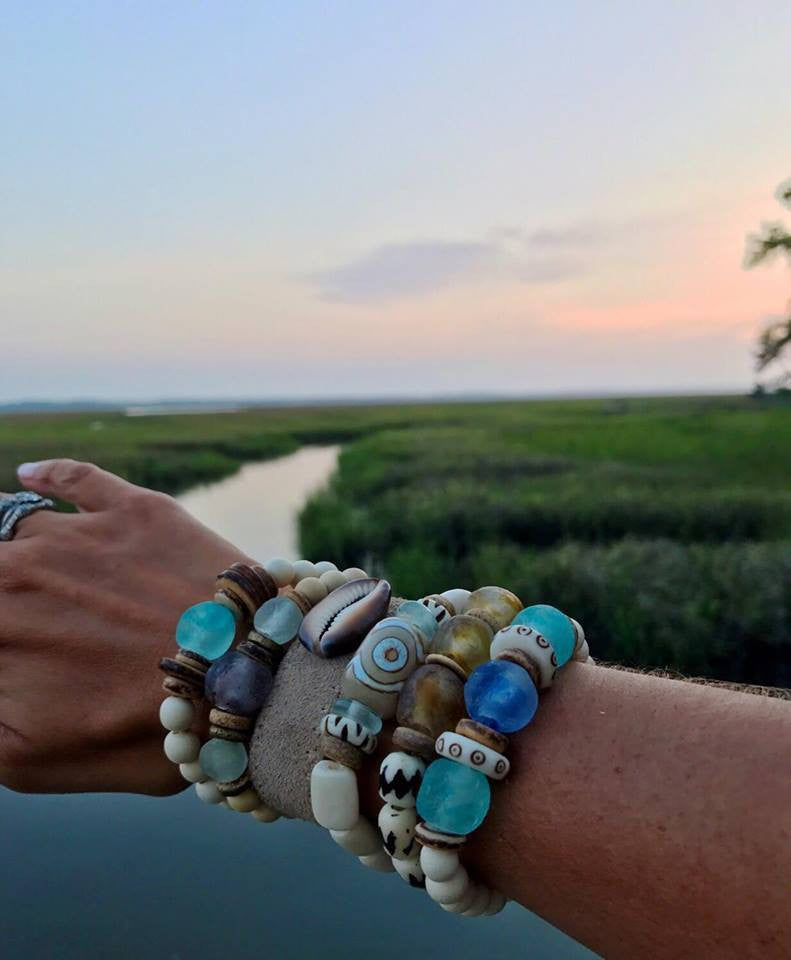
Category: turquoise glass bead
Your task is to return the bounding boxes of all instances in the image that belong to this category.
[513,604,575,666]
[417,757,491,836]
[330,697,383,736]
[253,595,303,646]
[395,600,439,644]
[198,738,248,782]
[464,659,538,733]
[176,601,236,661]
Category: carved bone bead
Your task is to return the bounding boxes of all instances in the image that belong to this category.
[378,751,426,807]
[378,803,418,860]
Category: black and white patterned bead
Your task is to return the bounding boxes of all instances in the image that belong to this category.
[378,750,425,807]
[378,802,418,860]
[435,731,510,780]
[321,713,377,754]
[419,596,452,627]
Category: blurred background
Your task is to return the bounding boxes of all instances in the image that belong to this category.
[1,3,789,958]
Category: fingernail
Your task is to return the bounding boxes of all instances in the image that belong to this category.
[17,461,43,480]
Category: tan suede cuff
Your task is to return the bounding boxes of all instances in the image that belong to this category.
[249,641,350,821]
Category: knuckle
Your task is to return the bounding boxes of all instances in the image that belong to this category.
[126,488,174,519]
[50,459,97,489]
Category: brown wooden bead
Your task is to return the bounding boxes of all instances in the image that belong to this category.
[237,639,276,671]
[415,821,466,851]
[210,725,247,742]
[424,653,467,682]
[282,586,312,616]
[214,589,247,619]
[176,649,211,673]
[320,731,363,770]
[495,649,541,689]
[456,718,509,754]
[209,708,251,731]
[162,676,202,699]
[216,774,253,796]
[215,564,268,619]
[245,629,281,656]
[160,657,205,686]
[392,726,436,760]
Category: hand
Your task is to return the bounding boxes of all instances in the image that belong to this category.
[0,459,252,795]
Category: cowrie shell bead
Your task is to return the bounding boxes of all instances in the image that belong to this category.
[435,731,510,781]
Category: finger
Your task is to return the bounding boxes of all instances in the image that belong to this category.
[16,459,137,513]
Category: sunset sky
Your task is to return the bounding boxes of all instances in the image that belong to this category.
[2,2,790,401]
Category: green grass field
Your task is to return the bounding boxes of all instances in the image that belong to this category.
[1,395,789,686]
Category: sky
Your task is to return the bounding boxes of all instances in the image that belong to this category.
[1,1,790,402]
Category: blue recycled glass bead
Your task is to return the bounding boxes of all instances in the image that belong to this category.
[198,737,248,782]
[464,659,538,733]
[512,604,575,666]
[330,697,383,736]
[205,651,273,716]
[395,600,439,644]
[416,757,491,836]
[176,601,236,661]
[253,595,303,646]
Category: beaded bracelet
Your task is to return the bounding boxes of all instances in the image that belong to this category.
[159,557,369,820]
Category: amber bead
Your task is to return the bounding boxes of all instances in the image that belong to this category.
[395,663,466,739]
[466,586,523,632]
[428,615,492,679]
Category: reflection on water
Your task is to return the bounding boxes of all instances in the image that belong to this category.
[0,447,596,960]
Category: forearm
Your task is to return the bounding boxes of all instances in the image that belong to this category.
[452,664,790,959]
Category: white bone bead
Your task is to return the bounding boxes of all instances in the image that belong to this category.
[440,883,478,913]
[484,890,508,915]
[359,849,396,873]
[264,557,295,588]
[322,714,377,753]
[378,803,418,860]
[330,817,381,856]
[313,560,337,575]
[426,867,470,904]
[179,761,207,783]
[342,567,368,581]
[292,559,319,582]
[159,696,196,732]
[310,759,359,830]
[251,805,281,823]
[295,576,328,605]
[490,623,557,689]
[163,731,200,764]
[227,789,261,812]
[440,588,471,615]
[378,751,425,807]
[462,884,491,917]
[570,616,586,652]
[420,846,460,882]
[320,569,348,592]
[574,639,590,662]
[393,855,425,886]
[195,781,224,804]
[435,731,510,780]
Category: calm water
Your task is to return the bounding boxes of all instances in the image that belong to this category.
[1,447,596,960]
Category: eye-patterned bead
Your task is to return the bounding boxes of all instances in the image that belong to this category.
[321,713,378,754]
[512,603,576,667]
[490,623,557,689]
[378,802,418,860]
[395,600,438,645]
[435,731,510,781]
[341,617,424,718]
[379,751,426,807]
[419,594,454,624]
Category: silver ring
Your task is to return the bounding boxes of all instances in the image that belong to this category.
[0,492,56,541]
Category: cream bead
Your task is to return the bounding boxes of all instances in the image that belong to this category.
[462,885,491,917]
[490,623,557,689]
[441,884,478,914]
[320,569,348,592]
[441,588,471,615]
[292,559,319,581]
[426,867,470,905]
[251,805,281,823]
[377,803,418,860]
[163,731,200,764]
[359,850,396,873]
[420,846,460,882]
[179,761,207,784]
[330,817,381,856]
[393,855,425,886]
[484,890,507,916]
[295,576,328,605]
[310,759,359,830]
[313,560,337,575]
[378,751,425,806]
[343,567,368,581]
[435,731,510,781]
[573,639,590,662]
[195,781,224,805]
[159,696,196,732]
[264,557,295,588]
[227,789,261,813]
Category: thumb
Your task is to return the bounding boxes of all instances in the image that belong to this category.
[17,458,138,512]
